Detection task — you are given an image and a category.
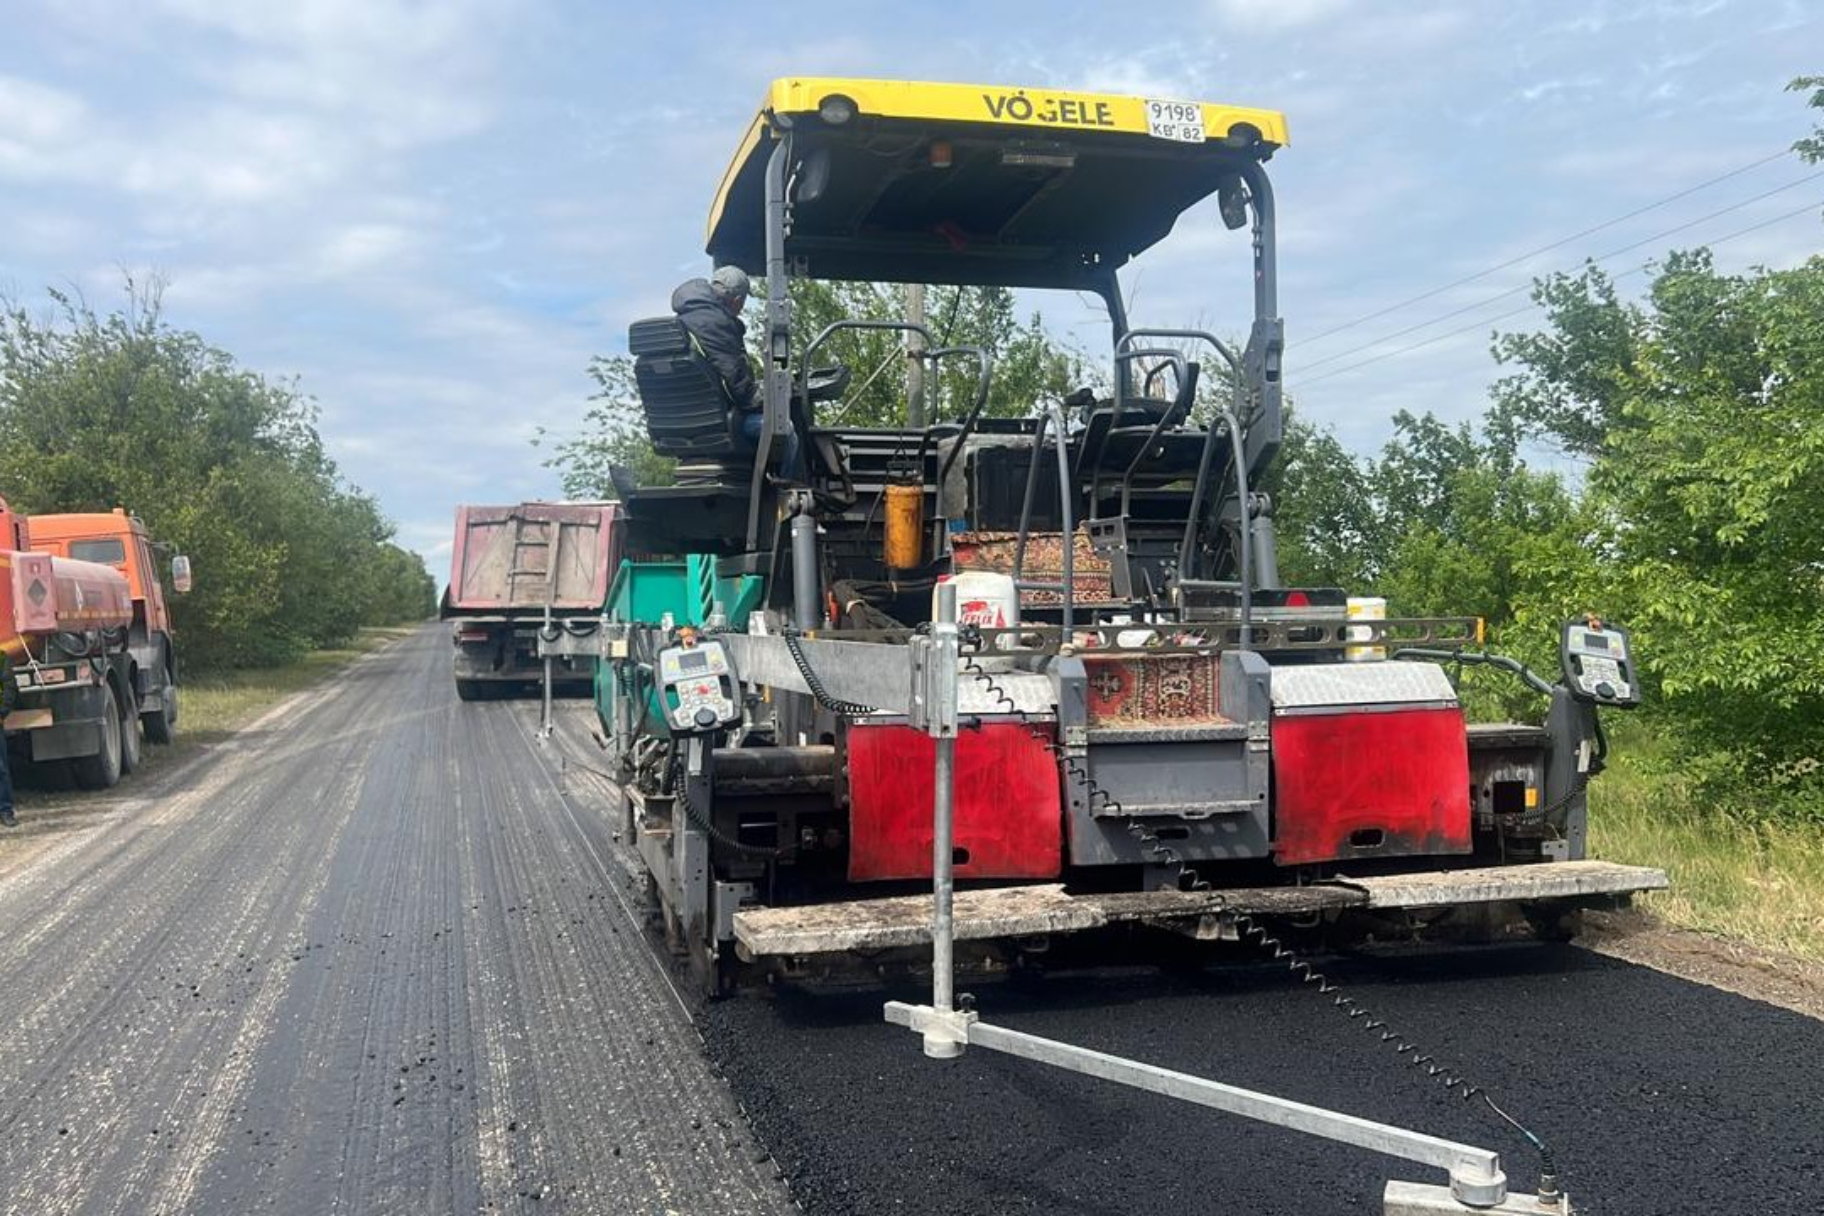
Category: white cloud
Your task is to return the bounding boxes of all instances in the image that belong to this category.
[314,223,422,276]
[0,74,89,144]
[6,0,1820,574]
[1204,0,1350,31]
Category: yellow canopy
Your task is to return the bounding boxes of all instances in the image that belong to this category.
[705,77,1287,289]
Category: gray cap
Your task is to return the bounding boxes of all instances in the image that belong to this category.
[710,265,750,299]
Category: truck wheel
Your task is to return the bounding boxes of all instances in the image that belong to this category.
[142,695,176,745]
[72,684,125,791]
[455,679,487,702]
[119,693,143,774]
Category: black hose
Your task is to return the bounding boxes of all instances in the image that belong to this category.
[666,747,788,859]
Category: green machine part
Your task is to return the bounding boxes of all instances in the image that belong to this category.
[596,554,764,759]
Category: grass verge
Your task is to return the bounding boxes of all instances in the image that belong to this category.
[1589,729,1824,961]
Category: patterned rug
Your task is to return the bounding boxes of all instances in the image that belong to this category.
[951,530,1115,607]
[1082,653,1226,726]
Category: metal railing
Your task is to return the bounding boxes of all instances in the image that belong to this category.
[1011,400,1078,633]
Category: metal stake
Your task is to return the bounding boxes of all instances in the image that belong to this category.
[931,727,955,1016]
[539,602,555,740]
[910,580,968,1058]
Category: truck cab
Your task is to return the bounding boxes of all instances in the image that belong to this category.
[28,509,187,744]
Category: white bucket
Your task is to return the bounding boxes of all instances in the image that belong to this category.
[1345,596,1386,662]
[935,571,1021,631]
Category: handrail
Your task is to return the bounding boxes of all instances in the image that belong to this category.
[931,344,995,496]
[1111,347,1187,417]
[801,318,935,376]
[1118,327,1242,375]
[1118,362,1199,518]
[1117,328,1252,646]
[1011,400,1076,633]
[1393,648,1557,697]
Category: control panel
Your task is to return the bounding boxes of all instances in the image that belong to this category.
[1561,619,1640,708]
[655,638,741,733]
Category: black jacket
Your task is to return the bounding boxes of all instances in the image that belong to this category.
[670,279,756,410]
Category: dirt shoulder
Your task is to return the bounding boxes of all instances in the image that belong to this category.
[1581,908,1824,1021]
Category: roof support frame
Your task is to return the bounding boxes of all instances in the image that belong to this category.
[746,127,795,551]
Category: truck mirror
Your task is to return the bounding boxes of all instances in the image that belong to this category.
[172,554,193,594]
[794,147,832,204]
[1218,177,1251,230]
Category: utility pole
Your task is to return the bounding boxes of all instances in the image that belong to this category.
[904,282,927,427]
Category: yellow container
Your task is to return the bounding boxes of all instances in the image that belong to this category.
[1345,596,1386,662]
[883,483,924,570]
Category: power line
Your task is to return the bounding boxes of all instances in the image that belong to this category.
[1289,196,1824,390]
[1301,146,1796,346]
[1297,168,1824,373]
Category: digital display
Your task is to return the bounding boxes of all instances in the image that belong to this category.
[1584,633,1614,654]
[678,650,710,673]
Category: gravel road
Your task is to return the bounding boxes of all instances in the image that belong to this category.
[0,626,791,1215]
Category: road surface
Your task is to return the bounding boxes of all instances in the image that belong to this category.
[0,627,791,1215]
[0,624,1815,1216]
[706,944,1823,1215]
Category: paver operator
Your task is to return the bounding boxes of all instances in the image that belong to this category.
[670,266,802,478]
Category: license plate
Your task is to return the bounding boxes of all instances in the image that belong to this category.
[1145,99,1205,143]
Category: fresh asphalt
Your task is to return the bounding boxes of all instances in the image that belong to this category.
[0,623,1813,1215]
[707,945,1822,1215]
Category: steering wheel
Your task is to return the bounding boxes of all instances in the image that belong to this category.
[801,363,852,403]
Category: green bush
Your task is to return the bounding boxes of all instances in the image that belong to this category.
[0,281,435,669]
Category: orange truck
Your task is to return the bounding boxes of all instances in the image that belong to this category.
[11,505,191,786]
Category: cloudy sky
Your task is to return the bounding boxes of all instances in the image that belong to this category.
[3,1,1820,577]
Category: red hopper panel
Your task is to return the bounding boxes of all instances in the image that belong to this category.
[1272,707,1472,866]
[846,722,1062,882]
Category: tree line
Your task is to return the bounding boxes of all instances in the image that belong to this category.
[0,280,436,669]
[1271,79,1824,823]
[1269,242,1823,824]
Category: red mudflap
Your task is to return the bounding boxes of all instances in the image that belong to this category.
[1271,707,1472,866]
[845,722,1062,882]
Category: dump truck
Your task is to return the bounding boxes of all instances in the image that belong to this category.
[441,502,621,700]
[29,508,190,746]
[1,497,147,788]
[592,77,1667,996]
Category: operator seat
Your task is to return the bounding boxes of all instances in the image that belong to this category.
[627,316,742,463]
[621,316,751,554]
[1076,364,1206,491]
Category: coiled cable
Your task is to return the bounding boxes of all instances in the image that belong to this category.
[781,628,878,716]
